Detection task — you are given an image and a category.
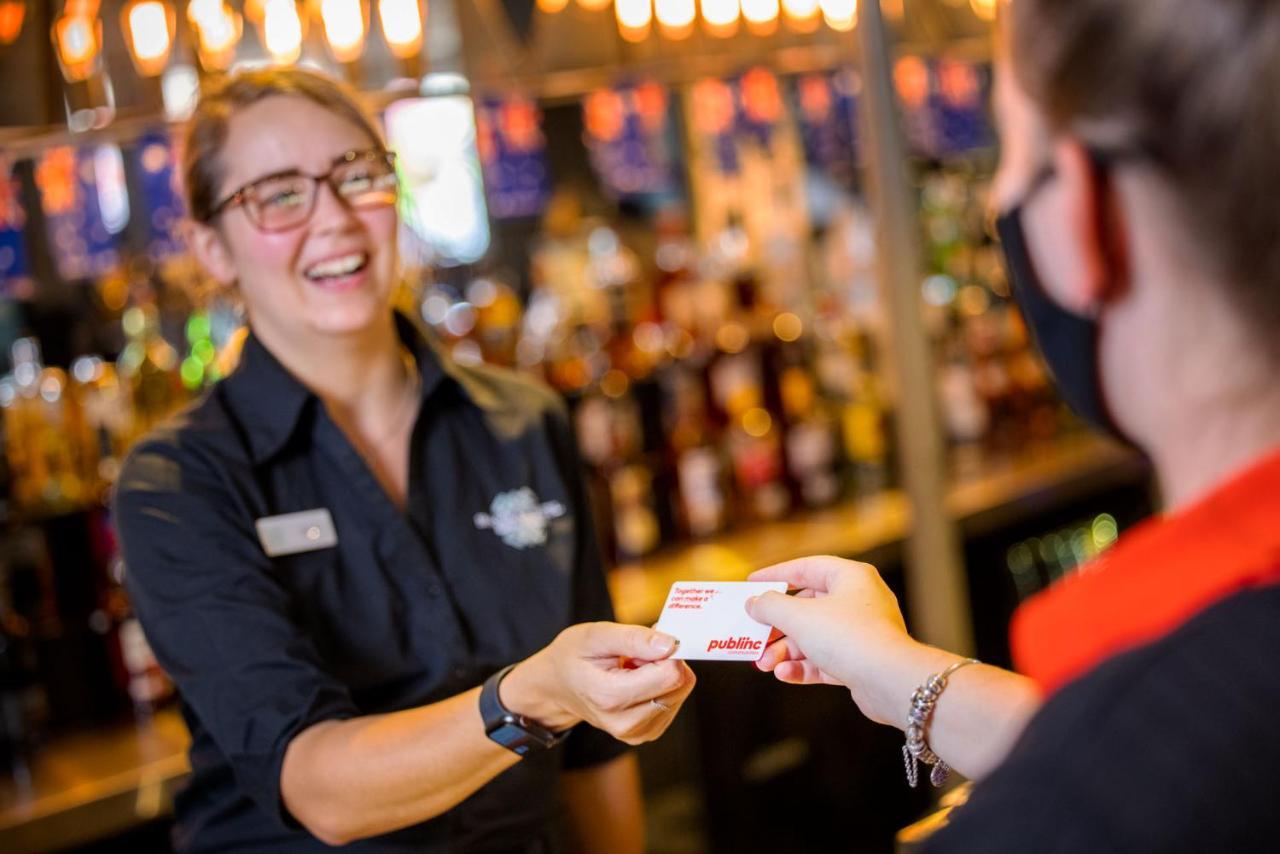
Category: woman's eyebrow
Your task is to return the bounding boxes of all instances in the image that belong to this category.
[239,166,306,188]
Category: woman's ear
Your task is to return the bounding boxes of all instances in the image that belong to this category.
[185,219,237,287]
[1053,138,1130,308]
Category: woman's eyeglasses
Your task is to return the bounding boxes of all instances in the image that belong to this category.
[209,149,399,233]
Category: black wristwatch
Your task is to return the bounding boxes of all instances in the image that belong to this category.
[479,664,568,757]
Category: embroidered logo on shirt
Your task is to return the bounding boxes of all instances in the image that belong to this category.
[473,488,566,550]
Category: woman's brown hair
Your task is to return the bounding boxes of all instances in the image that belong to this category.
[182,67,386,224]
[1008,0,1280,338]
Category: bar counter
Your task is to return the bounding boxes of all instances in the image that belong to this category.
[0,434,1147,853]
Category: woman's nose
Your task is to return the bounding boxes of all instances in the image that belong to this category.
[308,180,360,233]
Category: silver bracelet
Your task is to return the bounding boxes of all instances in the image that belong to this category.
[902,658,979,788]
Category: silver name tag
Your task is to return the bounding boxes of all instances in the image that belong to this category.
[255,509,338,557]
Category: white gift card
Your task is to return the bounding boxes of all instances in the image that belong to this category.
[654,581,788,662]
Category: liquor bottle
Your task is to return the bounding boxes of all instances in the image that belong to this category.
[1,340,98,514]
[117,304,184,440]
[72,357,135,486]
[468,277,524,368]
[663,360,731,538]
[0,588,39,785]
[938,334,990,474]
[815,323,890,497]
[778,358,841,509]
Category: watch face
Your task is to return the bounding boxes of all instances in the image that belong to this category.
[488,722,536,756]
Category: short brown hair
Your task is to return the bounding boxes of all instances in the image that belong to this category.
[1008,0,1280,339]
[182,67,385,223]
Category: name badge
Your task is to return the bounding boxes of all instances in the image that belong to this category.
[256,509,338,557]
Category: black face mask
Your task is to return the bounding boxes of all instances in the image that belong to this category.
[994,165,1131,443]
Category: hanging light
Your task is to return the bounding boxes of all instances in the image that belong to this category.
[378,0,424,60]
[261,0,304,64]
[781,0,819,32]
[741,0,778,35]
[188,0,241,70]
[0,0,25,46]
[121,1,176,76]
[244,0,266,23]
[51,11,103,82]
[969,0,996,21]
[615,0,651,42]
[578,0,611,12]
[701,0,740,37]
[655,0,695,39]
[819,0,855,31]
[320,0,366,62]
[537,0,569,12]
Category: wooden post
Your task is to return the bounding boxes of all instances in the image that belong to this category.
[855,1,974,654]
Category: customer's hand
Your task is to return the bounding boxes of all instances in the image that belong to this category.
[746,557,938,726]
[501,623,695,745]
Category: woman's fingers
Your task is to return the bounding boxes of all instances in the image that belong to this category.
[610,664,696,744]
[773,659,834,686]
[601,658,689,708]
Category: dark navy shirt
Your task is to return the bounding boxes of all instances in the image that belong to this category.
[113,314,626,853]
[926,584,1280,854]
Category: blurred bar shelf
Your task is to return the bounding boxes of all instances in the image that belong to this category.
[0,434,1146,853]
[611,433,1147,625]
[0,711,189,854]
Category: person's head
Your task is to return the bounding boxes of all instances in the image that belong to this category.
[992,0,1280,450]
[183,67,400,347]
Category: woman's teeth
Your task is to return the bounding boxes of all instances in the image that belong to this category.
[305,253,368,280]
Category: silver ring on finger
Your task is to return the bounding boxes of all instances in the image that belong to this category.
[650,697,672,712]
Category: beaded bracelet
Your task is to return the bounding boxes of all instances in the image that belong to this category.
[903,658,979,788]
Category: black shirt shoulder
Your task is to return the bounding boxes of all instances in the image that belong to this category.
[927,583,1280,854]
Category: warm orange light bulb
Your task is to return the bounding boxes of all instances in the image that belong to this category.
[262,0,303,63]
[123,1,175,75]
[615,0,652,41]
[379,0,424,59]
[52,13,102,82]
[0,0,25,46]
[577,0,611,12]
[740,0,778,35]
[701,0,739,37]
[189,1,241,69]
[819,0,855,30]
[655,0,695,38]
[321,0,366,62]
[537,0,569,12]
[781,0,819,32]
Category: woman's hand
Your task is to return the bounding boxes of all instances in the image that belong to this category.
[746,557,951,727]
[501,623,696,745]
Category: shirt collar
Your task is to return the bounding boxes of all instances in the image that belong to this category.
[221,312,462,465]
[1012,446,1280,695]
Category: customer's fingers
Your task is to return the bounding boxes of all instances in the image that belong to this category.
[756,635,805,672]
[773,659,841,687]
[749,556,852,593]
[745,591,806,635]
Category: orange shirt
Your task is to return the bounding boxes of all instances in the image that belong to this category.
[1012,447,1280,694]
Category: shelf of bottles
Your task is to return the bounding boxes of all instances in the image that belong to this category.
[0,48,1101,787]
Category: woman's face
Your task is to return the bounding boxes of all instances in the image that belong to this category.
[190,95,399,345]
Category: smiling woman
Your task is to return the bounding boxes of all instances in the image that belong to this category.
[111,67,696,853]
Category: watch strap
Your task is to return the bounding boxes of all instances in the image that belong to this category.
[480,664,568,756]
